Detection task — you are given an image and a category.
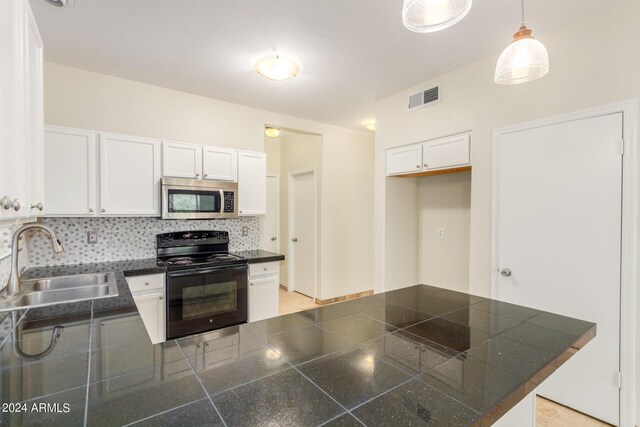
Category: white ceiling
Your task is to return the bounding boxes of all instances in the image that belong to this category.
[32,0,619,131]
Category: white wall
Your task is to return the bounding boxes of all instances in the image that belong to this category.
[418,171,471,292]
[374,0,640,422]
[44,62,375,301]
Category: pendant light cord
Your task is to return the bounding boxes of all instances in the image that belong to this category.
[521,0,525,26]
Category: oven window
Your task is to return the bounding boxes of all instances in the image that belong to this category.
[182,281,237,320]
[168,189,220,213]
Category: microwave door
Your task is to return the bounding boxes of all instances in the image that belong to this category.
[163,186,223,219]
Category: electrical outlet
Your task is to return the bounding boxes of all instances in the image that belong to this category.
[241,226,249,237]
[437,227,445,239]
[87,231,98,244]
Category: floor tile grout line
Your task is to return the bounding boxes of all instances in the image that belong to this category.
[83,301,94,427]
[15,384,88,406]
[120,397,212,427]
[346,377,414,414]
[176,341,228,427]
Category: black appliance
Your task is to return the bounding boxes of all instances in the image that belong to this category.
[157,230,247,340]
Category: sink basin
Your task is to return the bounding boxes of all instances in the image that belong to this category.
[0,272,119,312]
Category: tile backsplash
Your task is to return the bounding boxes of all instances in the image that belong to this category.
[26,217,260,267]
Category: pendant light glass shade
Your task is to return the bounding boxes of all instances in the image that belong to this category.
[494,25,549,85]
[402,0,472,33]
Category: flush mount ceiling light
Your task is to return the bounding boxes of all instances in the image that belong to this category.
[363,119,376,132]
[264,127,281,138]
[402,0,472,33]
[494,0,549,85]
[44,0,67,6]
[255,55,299,81]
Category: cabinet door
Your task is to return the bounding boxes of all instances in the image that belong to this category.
[162,141,202,179]
[237,151,267,215]
[133,291,165,344]
[386,144,423,176]
[44,126,98,216]
[423,134,470,170]
[202,146,237,181]
[0,0,27,220]
[25,2,44,217]
[248,274,279,322]
[99,133,161,216]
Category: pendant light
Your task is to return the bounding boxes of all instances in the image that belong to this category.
[402,0,472,33]
[494,0,549,85]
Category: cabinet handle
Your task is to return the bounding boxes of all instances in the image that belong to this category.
[89,208,94,213]
[423,163,428,168]
[249,282,254,286]
[1,196,13,210]
[263,267,267,271]
[195,173,200,177]
[270,237,277,241]
[204,173,208,178]
[31,202,44,211]
[292,238,298,242]
[159,295,163,300]
[12,199,20,211]
[101,209,106,213]
[416,165,421,169]
[145,282,150,286]
[239,210,243,214]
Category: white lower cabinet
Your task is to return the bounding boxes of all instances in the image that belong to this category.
[248,262,280,322]
[126,274,166,344]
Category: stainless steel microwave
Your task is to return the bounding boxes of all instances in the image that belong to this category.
[161,177,238,219]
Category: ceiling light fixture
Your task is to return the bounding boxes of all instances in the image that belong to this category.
[494,0,549,85]
[44,0,67,7]
[363,119,376,132]
[402,0,472,33]
[255,55,299,81]
[264,127,281,138]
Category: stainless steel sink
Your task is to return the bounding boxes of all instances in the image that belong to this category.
[0,272,119,312]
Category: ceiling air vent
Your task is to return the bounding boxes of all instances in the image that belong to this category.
[407,85,440,111]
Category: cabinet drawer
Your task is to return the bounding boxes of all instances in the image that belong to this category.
[127,273,165,293]
[249,262,279,277]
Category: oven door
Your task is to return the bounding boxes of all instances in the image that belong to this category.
[166,265,248,339]
[161,181,237,219]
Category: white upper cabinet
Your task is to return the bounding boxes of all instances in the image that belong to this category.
[237,151,267,215]
[0,0,43,221]
[202,146,237,181]
[162,141,202,179]
[386,133,471,177]
[422,134,470,171]
[44,126,98,216]
[386,144,423,176]
[99,133,161,216]
[26,3,44,217]
[161,142,237,182]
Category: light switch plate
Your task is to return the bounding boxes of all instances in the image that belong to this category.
[241,226,249,237]
[437,227,445,239]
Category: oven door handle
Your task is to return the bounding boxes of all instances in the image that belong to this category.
[168,265,248,277]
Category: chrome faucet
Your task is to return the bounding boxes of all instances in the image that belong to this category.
[3,224,64,298]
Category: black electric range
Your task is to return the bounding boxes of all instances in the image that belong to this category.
[157,230,248,339]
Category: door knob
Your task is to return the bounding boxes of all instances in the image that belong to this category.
[270,237,277,241]
[292,238,298,242]
[499,268,512,277]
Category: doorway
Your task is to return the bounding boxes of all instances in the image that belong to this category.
[493,101,637,426]
[288,169,317,299]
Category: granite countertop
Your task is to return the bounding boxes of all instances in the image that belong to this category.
[232,249,285,264]
[0,266,595,427]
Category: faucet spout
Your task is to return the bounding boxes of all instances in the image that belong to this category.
[3,224,65,298]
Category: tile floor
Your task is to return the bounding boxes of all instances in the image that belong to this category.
[278,289,613,427]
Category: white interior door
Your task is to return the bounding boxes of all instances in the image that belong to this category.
[494,113,623,425]
[289,171,316,298]
[260,175,279,252]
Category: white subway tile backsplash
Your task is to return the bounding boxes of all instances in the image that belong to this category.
[26,217,260,267]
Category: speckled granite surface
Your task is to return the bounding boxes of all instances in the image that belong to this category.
[0,282,595,427]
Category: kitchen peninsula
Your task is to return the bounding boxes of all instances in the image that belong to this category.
[0,263,595,426]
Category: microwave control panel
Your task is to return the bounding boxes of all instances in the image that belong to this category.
[223,191,235,213]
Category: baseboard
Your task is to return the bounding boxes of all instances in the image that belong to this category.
[279,284,288,291]
[315,290,374,306]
